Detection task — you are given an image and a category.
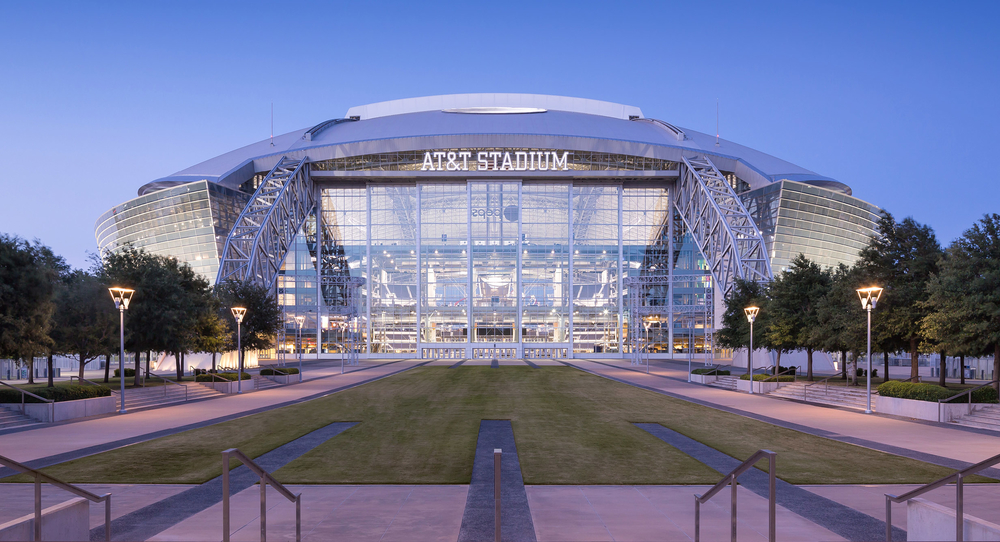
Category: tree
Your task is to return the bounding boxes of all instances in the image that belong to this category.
[194,293,231,372]
[51,270,118,381]
[814,264,867,383]
[766,254,831,379]
[858,213,942,381]
[717,278,769,370]
[0,235,60,385]
[215,279,282,367]
[925,214,1000,393]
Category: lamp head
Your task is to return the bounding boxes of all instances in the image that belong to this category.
[231,307,247,323]
[856,286,883,310]
[108,287,135,310]
[744,306,759,323]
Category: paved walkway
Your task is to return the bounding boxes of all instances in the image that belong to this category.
[0,359,423,467]
[565,358,1000,468]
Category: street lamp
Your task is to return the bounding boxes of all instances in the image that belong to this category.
[231,307,246,394]
[744,306,759,394]
[857,286,883,414]
[108,287,135,413]
[295,315,305,382]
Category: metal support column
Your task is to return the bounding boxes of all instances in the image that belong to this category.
[316,188,322,358]
[365,185,372,356]
[415,184,422,356]
[617,185,624,357]
[668,188,675,354]
[516,182,523,356]
[567,183,574,358]
[467,183,474,358]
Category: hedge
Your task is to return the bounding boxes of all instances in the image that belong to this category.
[113,368,136,378]
[260,367,300,375]
[691,368,729,375]
[0,384,112,403]
[195,372,251,382]
[877,381,1000,403]
[740,374,795,382]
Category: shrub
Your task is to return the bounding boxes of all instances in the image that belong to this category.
[691,368,729,376]
[740,374,795,382]
[776,365,797,375]
[856,368,879,378]
[260,367,300,376]
[113,368,136,378]
[195,372,250,382]
[0,385,111,403]
[877,381,998,403]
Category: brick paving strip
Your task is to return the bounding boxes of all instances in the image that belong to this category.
[89,421,356,541]
[458,420,536,542]
[0,360,423,477]
[635,423,907,542]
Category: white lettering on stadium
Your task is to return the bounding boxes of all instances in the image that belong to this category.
[421,150,571,171]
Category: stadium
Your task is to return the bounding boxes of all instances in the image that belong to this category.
[94,94,881,363]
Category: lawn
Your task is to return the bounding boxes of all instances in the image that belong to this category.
[3,366,983,486]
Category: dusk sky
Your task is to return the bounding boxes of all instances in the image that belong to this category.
[2,1,998,269]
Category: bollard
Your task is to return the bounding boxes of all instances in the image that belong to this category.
[494,448,502,542]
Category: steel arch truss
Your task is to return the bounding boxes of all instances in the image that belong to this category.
[675,156,772,293]
[217,157,315,289]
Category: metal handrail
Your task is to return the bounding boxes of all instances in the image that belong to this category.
[937,379,999,423]
[0,380,54,421]
[803,374,839,401]
[68,375,119,394]
[0,452,111,541]
[885,451,1000,542]
[694,449,776,542]
[139,367,188,402]
[222,448,301,542]
[761,365,800,384]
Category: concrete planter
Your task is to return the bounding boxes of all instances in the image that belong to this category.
[689,374,718,384]
[908,497,1000,541]
[0,395,116,423]
[201,379,255,394]
[876,395,988,423]
[736,380,781,394]
[0,497,89,541]
[264,374,298,385]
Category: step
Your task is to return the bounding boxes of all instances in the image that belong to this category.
[952,418,1000,432]
[0,407,40,430]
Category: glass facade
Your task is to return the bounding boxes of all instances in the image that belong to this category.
[741,180,881,273]
[94,180,250,284]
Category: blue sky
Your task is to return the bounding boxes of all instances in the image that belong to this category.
[1,1,998,269]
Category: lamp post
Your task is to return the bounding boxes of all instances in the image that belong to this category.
[108,287,135,414]
[231,307,246,394]
[295,315,305,382]
[744,306,759,394]
[856,286,883,414]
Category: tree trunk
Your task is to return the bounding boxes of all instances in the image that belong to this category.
[994,344,999,394]
[178,351,185,381]
[211,351,217,373]
[775,350,782,375]
[883,352,890,384]
[960,354,966,385]
[26,358,34,384]
[47,352,54,387]
[840,350,847,380]
[133,351,142,387]
[910,339,919,381]
[938,351,947,387]
[146,352,151,380]
[78,353,86,381]
[806,348,814,381]
[103,354,110,383]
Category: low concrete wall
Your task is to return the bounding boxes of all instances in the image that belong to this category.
[876,396,987,422]
[689,374,718,384]
[0,497,89,541]
[0,395,116,423]
[908,497,1000,541]
[201,379,255,394]
[736,380,780,394]
[263,374,297,385]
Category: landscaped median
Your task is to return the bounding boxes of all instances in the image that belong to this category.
[876,381,999,422]
[689,367,729,384]
[736,373,795,394]
[0,384,116,422]
[260,367,300,384]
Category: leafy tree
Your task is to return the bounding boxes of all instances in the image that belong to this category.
[194,292,231,372]
[858,213,942,381]
[215,279,282,367]
[51,270,118,381]
[925,214,1000,392]
[814,264,867,383]
[766,254,831,379]
[717,278,768,370]
[0,235,61,385]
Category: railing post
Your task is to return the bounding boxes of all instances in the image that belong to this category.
[34,472,42,542]
[731,473,737,541]
[885,496,892,542]
[104,494,112,542]
[222,450,231,542]
[956,473,964,542]
[260,475,267,542]
[494,448,502,542]
[694,496,701,542]
[295,495,301,542]
[768,453,776,542]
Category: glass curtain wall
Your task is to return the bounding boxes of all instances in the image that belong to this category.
[572,186,620,354]
[369,186,418,354]
[622,188,671,354]
[277,220,319,356]
[470,182,519,343]
[320,188,368,354]
[419,183,469,344]
[521,184,570,343]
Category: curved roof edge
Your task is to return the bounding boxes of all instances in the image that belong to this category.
[138,175,219,196]
[772,174,853,196]
[345,93,644,121]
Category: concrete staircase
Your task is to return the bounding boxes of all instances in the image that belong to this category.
[252,375,282,391]
[767,381,876,411]
[118,381,224,411]
[951,404,1000,432]
[707,375,740,391]
[0,405,40,430]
